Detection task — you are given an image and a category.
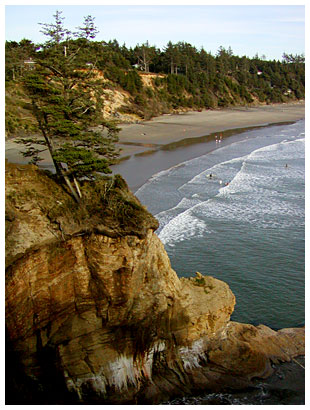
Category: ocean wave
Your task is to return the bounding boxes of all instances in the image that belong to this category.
[138,120,305,246]
[156,135,304,245]
[158,210,210,246]
[178,155,248,192]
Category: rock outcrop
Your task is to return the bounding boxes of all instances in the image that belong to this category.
[5,163,304,404]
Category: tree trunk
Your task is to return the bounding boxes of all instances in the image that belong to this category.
[41,131,80,202]
[63,175,80,203]
[73,176,82,198]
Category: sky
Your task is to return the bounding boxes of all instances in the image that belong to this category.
[3,1,306,61]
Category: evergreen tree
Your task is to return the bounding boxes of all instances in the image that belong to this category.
[177,42,197,76]
[20,11,120,202]
[164,42,182,74]
[6,19,305,143]
[216,46,233,74]
[5,39,37,81]
[134,41,156,72]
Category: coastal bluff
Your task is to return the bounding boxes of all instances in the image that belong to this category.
[5,163,304,404]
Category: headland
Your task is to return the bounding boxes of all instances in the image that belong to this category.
[5,163,305,404]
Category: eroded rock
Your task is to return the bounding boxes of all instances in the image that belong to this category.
[5,163,304,404]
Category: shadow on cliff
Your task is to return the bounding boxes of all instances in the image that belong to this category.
[5,163,305,405]
[5,329,78,405]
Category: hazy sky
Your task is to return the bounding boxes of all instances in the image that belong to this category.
[4,2,305,61]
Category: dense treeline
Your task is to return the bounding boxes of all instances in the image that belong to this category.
[5,36,305,135]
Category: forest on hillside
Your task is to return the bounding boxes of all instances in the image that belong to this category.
[5,36,305,136]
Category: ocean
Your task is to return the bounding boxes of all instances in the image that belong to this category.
[136,119,305,331]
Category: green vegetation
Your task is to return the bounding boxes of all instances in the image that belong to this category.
[6,11,120,203]
[194,276,206,286]
[6,34,304,128]
[79,174,157,233]
[192,275,215,294]
[5,162,159,239]
[5,11,305,196]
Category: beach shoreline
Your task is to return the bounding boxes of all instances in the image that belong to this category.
[111,101,305,191]
[116,101,305,158]
[5,101,305,191]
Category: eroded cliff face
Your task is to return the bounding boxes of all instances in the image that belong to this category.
[5,163,304,404]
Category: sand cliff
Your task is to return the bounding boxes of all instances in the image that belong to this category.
[5,163,304,404]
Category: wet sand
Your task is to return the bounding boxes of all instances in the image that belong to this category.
[116,102,305,157]
[112,102,305,191]
[5,102,305,191]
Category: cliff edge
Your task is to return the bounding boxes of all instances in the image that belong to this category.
[5,163,304,404]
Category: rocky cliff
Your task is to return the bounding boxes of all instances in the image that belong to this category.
[5,163,304,404]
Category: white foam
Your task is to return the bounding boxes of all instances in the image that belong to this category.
[159,209,209,245]
[139,121,304,245]
[179,154,248,192]
[157,136,305,245]
[198,139,305,228]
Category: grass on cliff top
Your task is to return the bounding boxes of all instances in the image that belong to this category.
[5,163,158,238]
[78,174,159,233]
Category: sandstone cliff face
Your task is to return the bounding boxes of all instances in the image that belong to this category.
[5,163,304,404]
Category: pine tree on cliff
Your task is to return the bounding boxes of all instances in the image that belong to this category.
[134,41,157,73]
[20,11,120,202]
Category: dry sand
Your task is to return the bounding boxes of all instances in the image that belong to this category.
[117,101,305,157]
[5,101,305,171]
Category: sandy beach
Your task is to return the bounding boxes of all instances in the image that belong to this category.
[113,102,305,190]
[116,101,305,157]
[5,101,305,191]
